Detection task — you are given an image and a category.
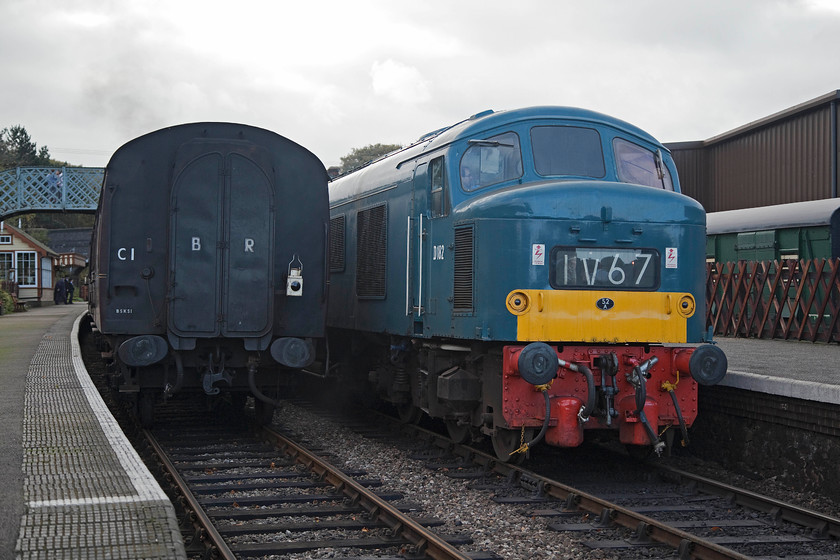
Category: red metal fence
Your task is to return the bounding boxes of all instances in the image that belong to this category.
[706,259,840,343]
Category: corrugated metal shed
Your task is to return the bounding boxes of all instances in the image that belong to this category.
[666,91,839,212]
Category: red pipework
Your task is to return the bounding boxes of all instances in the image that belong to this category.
[501,344,700,448]
[673,348,693,376]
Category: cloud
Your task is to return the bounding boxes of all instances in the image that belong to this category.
[370,60,431,105]
[2,0,840,169]
[310,85,346,125]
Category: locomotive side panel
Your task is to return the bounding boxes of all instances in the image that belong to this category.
[328,173,414,336]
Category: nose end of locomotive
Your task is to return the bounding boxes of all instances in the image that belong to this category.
[683,344,728,386]
[118,335,169,367]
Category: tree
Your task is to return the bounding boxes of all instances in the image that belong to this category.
[339,143,402,174]
[0,125,51,170]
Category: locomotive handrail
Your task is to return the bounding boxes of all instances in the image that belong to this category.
[405,216,412,316]
[416,213,424,316]
[0,166,104,219]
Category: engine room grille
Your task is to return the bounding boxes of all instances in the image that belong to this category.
[356,204,387,298]
[329,215,345,272]
[453,225,474,311]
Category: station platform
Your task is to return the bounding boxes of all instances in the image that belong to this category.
[714,337,839,405]
[0,304,185,559]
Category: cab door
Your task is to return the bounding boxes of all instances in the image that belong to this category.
[409,156,448,336]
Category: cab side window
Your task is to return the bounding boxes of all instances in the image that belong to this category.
[613,138,674,190]
[459,132,522,192]
[430,156,449,217]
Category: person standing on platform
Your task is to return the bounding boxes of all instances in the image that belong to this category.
[65,278,74,304]
[54,277,66,305]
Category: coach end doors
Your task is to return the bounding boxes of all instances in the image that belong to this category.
[168,141,275,348]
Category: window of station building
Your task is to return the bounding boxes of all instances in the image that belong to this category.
[429,156,449,217]
[531,125,605,178]
[459,132,522,192]
[613,138,673,190]
[0,253,12,281]
[16,251,36,286]
[0,234,11,244]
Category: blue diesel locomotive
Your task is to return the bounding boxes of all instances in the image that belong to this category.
[90,123,329,425]
[327,107,727,461]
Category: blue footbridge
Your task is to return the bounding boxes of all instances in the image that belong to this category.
[0,167,104,220]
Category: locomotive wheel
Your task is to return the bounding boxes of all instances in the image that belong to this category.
[492,427,533,464]
[445,419,474,444]
[396,403,422,424]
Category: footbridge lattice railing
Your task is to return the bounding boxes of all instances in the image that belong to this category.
[0,167,104,220]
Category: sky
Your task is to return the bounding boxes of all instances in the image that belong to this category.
[2,0,840,169]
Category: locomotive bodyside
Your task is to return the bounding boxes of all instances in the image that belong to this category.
[90,123,328,424]
[328,107,726,460]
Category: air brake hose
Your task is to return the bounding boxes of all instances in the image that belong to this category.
[667,388,690,445]
[248,362,281,407]
[631,366,664,453]
[164,351,184,398]
[512,354,596,456]
[531,389,552,447]
[511,385,552,455]
[558,359,596,421]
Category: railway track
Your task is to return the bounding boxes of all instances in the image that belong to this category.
[295,399,840,560]
[141,404,485,559]
[80,325,839,558]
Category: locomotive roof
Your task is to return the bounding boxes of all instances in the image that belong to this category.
[423,106,665,150]
[328,106,677,207]
[706,198,840,234]
[331,106,669,194]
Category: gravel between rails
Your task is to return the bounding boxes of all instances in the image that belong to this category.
[273,402,619,560]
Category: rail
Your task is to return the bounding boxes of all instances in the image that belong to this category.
[706,258,840,343]
[262,425,471,560]
[365,407,759,559]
